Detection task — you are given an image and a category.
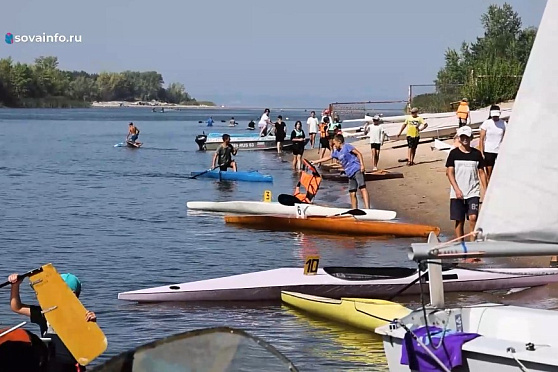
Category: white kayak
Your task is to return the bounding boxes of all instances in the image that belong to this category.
[186,201,397,221]
[118,266,558,303]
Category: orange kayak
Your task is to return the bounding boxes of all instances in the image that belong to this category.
[224,215,440,238]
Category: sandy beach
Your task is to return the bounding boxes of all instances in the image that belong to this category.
[304,138,455,236]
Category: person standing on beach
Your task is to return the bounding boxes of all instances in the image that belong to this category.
[307,111,319,148]
[290,121,306,170]
[479,108,506,184]
[258,108,273,136]
[446,125,487,241]
[396,107,428,166]
[313,134,370,209]
[364,115,385,171]
[456,98,471,127]
[274,115,287,154]
[318,117,331,159]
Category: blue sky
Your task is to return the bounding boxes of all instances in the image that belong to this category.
[1,0,546,107]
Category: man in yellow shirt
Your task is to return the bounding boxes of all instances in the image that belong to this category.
[396,107,428,165]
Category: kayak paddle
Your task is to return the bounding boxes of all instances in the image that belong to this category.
[0,267,43,289]
[278,194,308,206]
[29,263,107,365]
[328,209,367,217]
[190,164,223,179]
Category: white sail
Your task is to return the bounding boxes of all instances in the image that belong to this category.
[476,0,558,244]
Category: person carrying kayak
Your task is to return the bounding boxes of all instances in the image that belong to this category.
[312,134,370,209]
[8,272,97,372]
[207,117,214,127]
[126,122,141,145]
[212,134,238,171]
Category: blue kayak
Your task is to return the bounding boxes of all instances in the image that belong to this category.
[190,169,273,182]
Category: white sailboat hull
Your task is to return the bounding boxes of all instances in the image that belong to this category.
[117,266,558,302]
[377,304,558,371]
[186,201,397,221]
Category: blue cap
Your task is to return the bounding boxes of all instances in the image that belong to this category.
[61,273,81,297]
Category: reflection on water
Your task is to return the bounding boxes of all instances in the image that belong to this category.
[283,306,389,372]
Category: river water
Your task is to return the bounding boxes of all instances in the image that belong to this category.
[1,108,556,371]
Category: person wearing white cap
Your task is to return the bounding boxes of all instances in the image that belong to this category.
[446,125,488,242]
[479,108,507,183]
[364,115,385,171]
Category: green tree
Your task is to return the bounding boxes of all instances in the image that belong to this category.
[429,3,536,110]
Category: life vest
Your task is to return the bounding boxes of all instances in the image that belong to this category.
[319,122,328,137]
[0,328,49,371]
[293,159,322,203]
[456,102,469,120]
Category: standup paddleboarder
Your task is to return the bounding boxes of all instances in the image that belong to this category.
[212,134,238,171]
[8,272,97,372]
[126,122,141,145]
[312,134,370,209]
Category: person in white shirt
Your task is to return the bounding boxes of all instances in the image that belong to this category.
[364,115,385,171]
[258,108,273,136]
[306,111,319,148]
[479,109,506,183]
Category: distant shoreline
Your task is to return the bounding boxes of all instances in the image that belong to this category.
[91,101,220,109]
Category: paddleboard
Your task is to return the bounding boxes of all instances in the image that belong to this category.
[126,141,141,148]
[29,264,107,365]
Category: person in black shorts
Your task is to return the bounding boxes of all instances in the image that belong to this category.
[290,121,306,170]
[274,115,287,154]
[446,126,487,242]
[212,134,238,171]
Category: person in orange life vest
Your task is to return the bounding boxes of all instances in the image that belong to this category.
[456,98,471,127]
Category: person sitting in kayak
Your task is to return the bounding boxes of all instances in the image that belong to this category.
[248,120,256,129]
[212,134,238,172]
[312,134,370,209]
[126,122,141,145]
[8,272,97,372]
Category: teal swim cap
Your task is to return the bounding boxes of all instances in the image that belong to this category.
[61,273,81,296]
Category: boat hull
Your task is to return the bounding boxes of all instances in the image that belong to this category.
[224,215,439,238]
[117,266,558,302]
[186,201,397,221]
[377,304,558,371]
[189,170,273,182]
[281,291,411,331]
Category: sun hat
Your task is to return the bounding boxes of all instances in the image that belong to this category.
[61,273,82,296]
[410,107,419,113]
[456,125,472,138]
[373,115,381,121]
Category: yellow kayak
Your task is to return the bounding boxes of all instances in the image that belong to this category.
[281,291,411,332]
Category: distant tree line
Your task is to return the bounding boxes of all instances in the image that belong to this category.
[0,56,214,108]
[413,3,536,112]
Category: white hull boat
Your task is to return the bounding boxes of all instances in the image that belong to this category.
[186,201,397,221]
[117,266,558,303]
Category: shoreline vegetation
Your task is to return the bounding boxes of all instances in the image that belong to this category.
[0,56,215,109]
[410,3,535,113]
